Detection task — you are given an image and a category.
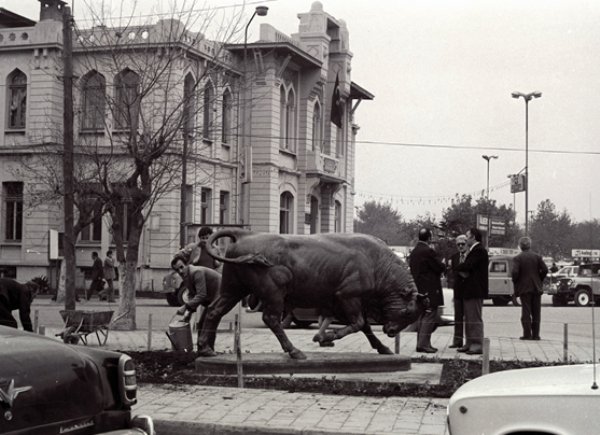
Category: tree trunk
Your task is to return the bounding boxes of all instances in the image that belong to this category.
[111,222,143,330]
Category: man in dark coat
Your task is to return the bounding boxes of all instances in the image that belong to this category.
[455,227,488,355]
[0,278,41,332]
[87,251,104,300]
[512,237,548,340]
[449,234,469,348]
[172,257,222,351]
[409,228,445,353]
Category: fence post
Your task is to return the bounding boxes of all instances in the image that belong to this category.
[482,338,490,375]
[235,314,244,388]
[563,323,569,364]
[38,325,46,336]
[147,313,153,350]
[395,334,400,354]
[34,310,39,334]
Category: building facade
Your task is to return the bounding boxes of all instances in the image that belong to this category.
[0,0,373,290]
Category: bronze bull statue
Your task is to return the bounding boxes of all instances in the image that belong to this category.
[199,229,426,359]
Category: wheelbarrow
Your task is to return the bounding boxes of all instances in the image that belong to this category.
[57,310,114,345]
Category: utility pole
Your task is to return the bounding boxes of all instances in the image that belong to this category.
[63,6,76,310]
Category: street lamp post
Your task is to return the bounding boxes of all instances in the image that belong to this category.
[482,155,498,199]
[512,90,542,236]
[482,155,498,249]
[241,5,268,226]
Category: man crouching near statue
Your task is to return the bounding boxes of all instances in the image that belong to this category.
[171,256,222,352]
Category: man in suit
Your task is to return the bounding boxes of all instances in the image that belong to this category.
[455,227,488,355]
[171,257,222,351]
[449,234,469,348]
[87,251,104,300]
[512,237,548,341]
[409,228,445,353]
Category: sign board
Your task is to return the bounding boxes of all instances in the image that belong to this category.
[489,247,520,256]
[510,173,527,193]
[490,216,506,235]
[477,214,506,235]
[572,249,600,258]
[477,214,489,232]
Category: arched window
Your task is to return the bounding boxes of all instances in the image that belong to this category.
[203,82,214,139]
[114,69,140,130]
[81,71,106,130]
[279,191,294,234]
[183,73,195,136]
[8,70,27,129]
[279,85,296,152]
[221,89,232,144]
[312,101,322,151]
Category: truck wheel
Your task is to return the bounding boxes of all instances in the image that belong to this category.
[177,286,191,306]
[492,296,510,306]
[574,289,591,307]
[166,292,180,307]
[512,294,521,307]
[552,295,568,307]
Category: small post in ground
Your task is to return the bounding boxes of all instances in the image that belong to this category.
[235,314,244,388]
[482,338,490,375]
[147,313,153,350]
[563,323,569,364]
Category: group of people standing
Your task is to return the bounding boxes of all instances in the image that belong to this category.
[409,227,488,355]
[409,227,549,354]
[88,250,117,302]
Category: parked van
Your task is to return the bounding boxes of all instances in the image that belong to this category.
[487,255,520,306]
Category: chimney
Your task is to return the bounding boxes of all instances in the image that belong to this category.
[39,0,67,22]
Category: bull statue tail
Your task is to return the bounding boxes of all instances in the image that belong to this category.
[206,228,273,267]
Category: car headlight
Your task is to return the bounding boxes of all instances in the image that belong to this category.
[131,415,154,435]
[118,354,137,406]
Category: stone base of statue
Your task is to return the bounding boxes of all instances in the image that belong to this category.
[195,352,410,376]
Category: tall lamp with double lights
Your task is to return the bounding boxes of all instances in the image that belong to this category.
[511,91,541,236]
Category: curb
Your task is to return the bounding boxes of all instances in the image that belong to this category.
[155,420,341,435]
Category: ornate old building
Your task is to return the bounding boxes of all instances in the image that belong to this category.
[0,0,372,289]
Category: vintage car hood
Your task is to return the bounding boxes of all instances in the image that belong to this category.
[451,364,600,401]
[0,327,106,432]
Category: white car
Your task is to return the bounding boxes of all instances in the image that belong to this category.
[447,364,600,434]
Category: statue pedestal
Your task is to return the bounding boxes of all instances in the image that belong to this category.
[195,352,410,375]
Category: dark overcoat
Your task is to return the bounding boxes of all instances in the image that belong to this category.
[455,243,489,299]
[512,250,549,296]
[0,278,35,332]
[409,241,445,308]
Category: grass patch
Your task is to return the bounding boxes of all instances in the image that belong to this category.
[125,350,569,398]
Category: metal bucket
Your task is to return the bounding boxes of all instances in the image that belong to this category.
[166,315,193,352]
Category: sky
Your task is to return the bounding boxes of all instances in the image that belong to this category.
[4,0,600,225]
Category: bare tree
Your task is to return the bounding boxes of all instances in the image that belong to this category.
[18,1,251,329]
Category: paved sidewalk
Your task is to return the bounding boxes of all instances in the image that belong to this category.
[31,296,600,435]
[35,316,600,435]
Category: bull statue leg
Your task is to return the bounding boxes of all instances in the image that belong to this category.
[197,294,241,357]
[360,321,394,354]
[259,269,307,359]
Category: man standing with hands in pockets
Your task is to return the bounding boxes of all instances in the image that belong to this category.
[512,237,548,341]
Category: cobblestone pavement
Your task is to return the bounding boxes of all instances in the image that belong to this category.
[32,298,600,435]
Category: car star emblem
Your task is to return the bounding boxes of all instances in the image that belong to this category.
[0,379,32,407]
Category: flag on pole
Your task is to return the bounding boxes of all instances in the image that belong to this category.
[330,73,342,128]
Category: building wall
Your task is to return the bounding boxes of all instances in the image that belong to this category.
[0,1,370,288]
